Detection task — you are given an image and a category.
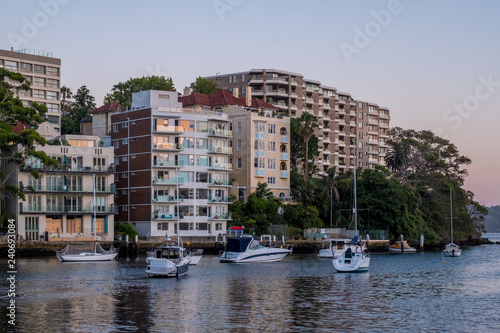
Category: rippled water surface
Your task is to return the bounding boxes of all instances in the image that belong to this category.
[2,241,500,332]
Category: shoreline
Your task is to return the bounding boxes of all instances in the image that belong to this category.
[0,237,496,258]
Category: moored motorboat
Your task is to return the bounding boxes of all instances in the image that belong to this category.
[146,245,191,277]
[218,237,292,263]
[388,240,417,254]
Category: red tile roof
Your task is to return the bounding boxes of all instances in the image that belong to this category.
[91,102,122,114]
[179,89,275,109]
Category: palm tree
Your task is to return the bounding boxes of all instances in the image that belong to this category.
[322,167,340,228]
[60,85,73,114]
[297,112,318,187]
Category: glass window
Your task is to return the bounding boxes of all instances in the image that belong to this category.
[33,77,45,86]
[237,122,242,133]
[47,103,59,112]
[237,158,242,169]
[196,121,208,132]
[20,62,32,72]
[34,64,46,74]
[33,89,45,99]
[267,177,276,185]
[47,67,59,76]
[237,140,242,151]
[47,91,59,100]
[268,123,276,134]
[5,61,18,70]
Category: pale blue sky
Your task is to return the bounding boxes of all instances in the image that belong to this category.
[1,0,499,206]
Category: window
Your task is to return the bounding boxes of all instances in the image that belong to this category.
[241,86,245,95]
[47,91,58,100]
[233,75,236,83]
[254,157,265,169]
[254,140,265,151]
[267,159,276,170]
[237,158,242,169]
[229,76,232,84]
[47,79,59,88]
[268,141,276,152]
[268,123,276,134]
[358,102,363,109]
[159,94,170,99]
[114,141,119,149]
[34,64,46,74]
[237,140,242,151]
[47,103,59,112]
[47,115,59,125]
[123,122,128,128]
[19,62,31,72]
[33,89,45,99]
[358,122,363,129]
[33,77,45,86]
[122,156,128,161]
[122,138,128,145]
[122,173,128,178]
[5,61,18,70]
[267,177,276,185]
[241,74,245,81]
[47,67,59,76]
[237,122,242,133]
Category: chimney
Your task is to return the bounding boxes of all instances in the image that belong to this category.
[233,87,239,98]
[183,86,192,96]
[246,86,252,107]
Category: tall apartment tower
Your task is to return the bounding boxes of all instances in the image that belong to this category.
[0,48,62,131]
[205,69,390,174]
[5,122,115,241]
[111,90,232,239]
[179,89,291,202]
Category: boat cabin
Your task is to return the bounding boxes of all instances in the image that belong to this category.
[155,247,182,260]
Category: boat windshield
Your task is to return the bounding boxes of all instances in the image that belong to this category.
[157,249,180,259]
[249,239,265,250]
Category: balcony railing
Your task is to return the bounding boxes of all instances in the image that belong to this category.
[208,196,232,203]
[207,213,232,220]
[153,160,185,168]
[24,185,115,193]
[209,179,232,186]
[153,143,184,150]
[154,125,185,134]
[208,129,232,137]
[208,146,233,154]
[22,204,116,214]
[152,177,185,184]
[153,195,185,202]
[209,162,232,170]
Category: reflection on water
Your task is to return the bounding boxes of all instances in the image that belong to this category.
[1,245,500,332]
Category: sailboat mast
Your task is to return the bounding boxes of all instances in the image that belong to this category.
[93,173,97,252]
[353,140,358,236]
[176,166,180,245]
[450,187,453,244]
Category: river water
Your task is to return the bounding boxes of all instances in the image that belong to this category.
[2,235,500,332]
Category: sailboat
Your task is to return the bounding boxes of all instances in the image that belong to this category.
[57,174,118,262]
[443,187,462,257]
[145,167,192,277]
[332,142,370,273]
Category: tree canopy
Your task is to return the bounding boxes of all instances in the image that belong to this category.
[104,75,175,109]
[60,85,96,135]
[190,76,218,95]
[0,68,58,204]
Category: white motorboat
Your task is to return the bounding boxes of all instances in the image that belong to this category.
[332,242,370,273]
[388,240,417,254]
[332,141,370,273]
[218,237,292,263]
[57,174,118,262]
[443,188,462,257]
[318,238,367,258]
[146,245,191,277]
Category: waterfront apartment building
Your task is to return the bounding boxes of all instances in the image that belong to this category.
[111,90,232,239]
[5,122,115,241]
[205,69,390,173]
[179,88,291,202]
[0,48,62,132]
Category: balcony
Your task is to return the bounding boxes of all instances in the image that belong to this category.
[154,125,184,134]
[153,160,184,168]
[21,204,116,214]
[208,129,232,137]
[266,88,288,97]
[153,143,183,151]
[252,89,264,96]
[306,98,314,104]
[152,212,184,220]
[208,196,232,204]
[208,162,232,170]
[153,195,184,203]
[152,177,185,185]
[207,213,232,220]
[208,146,233,154]
[209,179,232,186]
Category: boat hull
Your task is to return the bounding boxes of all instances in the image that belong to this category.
[57,252,118,262]
[388,248,417,254]
[443,243,462,257]
[145,257,191,277]
[332,254,370,273]
[218,249,291,263]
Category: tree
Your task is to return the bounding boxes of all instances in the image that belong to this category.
[190,76,218,95]
[291,114,318,187]
[322,167,340,228]
[60,85,96,135]
[0,69,58,205]
[104,75,175,109]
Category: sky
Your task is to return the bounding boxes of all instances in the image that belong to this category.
[1,0,499,206]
